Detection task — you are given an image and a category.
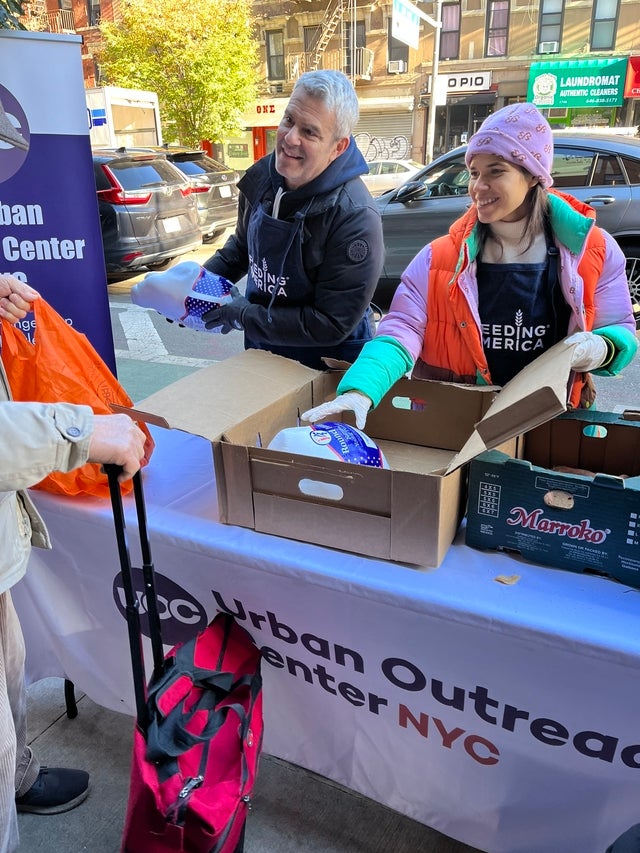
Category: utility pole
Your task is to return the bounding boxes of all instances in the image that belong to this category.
[425,0,442,163]
[394,0,442,161]
[412,0,442,162]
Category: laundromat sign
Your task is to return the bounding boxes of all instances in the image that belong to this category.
[528,57,627,108]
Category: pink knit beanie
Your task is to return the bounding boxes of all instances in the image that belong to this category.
[465,103,554,188]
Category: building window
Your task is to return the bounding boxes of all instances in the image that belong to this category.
[86,0,100,26]
[387,20,409,64]
[303,25,321,53]
[486,0,508,57]
[590,0,619,51]
[266,30,285,80]
[538,0,563,53]
[440,3,461,61]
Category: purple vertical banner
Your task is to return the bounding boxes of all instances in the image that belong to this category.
[0,31,117,372]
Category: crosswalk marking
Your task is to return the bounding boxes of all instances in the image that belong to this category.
[117,302,167,357]
[113,349,216,367]
[110,301,217,367]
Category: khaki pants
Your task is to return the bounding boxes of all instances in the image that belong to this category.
[0,591,39,853]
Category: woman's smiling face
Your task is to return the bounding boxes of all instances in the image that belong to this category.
[468,154,539,223]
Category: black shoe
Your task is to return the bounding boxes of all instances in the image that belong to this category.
[16,767,90,815]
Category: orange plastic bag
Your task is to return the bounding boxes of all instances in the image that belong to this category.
[0,297,153,498]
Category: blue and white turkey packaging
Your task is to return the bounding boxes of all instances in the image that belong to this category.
[131,261,234,332]
[465,407,640,588]
[268,422,390,467]
[121,344,576,567]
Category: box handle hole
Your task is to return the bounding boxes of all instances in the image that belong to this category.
[582,424,608,438]
[298,479,344,501]
[391,396,426,412]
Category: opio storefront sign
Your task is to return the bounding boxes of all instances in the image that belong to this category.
[0,31,115,369]
[425,71,492,94]
[528,57,627,109]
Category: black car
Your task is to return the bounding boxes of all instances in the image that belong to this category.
[375,132,640,322]
[132,147,240,242]
[93,147,202,274]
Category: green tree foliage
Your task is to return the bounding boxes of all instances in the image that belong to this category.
[98,0,258,146]
[0,0,25,29]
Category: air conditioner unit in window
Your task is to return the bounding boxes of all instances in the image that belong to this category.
[538,40,559,54]
[388,60,407,73]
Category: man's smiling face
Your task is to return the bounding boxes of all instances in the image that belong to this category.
[275,90,349,191]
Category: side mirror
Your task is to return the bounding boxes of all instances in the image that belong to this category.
[392,181,428,203]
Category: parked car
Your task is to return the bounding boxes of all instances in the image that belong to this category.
[361,159,423,197]
[145,147,240,241]
[92,147,202,275]
[374,133,640,325]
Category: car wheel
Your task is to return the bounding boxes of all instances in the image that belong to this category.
[146,258,174,271]
[623,254,640,330]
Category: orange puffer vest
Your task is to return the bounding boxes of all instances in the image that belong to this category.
[418,198,605,409]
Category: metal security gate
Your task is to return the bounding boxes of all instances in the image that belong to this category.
[354,112,414,161]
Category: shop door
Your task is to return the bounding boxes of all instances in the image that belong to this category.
[252,127,278,162]
[434,103,494,155]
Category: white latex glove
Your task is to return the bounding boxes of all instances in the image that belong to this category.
[301,391,373,430]
[130,261,233,332]
[564,332,609,371]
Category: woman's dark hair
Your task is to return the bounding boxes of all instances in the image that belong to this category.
[477,177,549,256]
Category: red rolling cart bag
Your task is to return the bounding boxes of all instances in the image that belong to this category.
[106,467,263,853]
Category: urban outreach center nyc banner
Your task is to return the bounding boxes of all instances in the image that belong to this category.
[0,31,116,370]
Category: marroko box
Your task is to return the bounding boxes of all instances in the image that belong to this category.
[466,408,640,587]
[124,344,575,568]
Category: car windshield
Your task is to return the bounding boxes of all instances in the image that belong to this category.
[415,157,470,196]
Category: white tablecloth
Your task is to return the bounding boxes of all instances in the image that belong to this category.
[13,426,640,853]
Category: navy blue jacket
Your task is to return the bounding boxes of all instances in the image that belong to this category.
[204,138,384,369]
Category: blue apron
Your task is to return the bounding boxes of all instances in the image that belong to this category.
[243,202,375,370]
[477,253,568,386]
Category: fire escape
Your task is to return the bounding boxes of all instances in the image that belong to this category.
[287,0,373,82]
[309,0,346,70]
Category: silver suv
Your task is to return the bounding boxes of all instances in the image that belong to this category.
[93,148,202,274]
[375,132,640,322]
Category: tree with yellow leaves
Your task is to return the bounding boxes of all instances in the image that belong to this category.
[98,0,258,147]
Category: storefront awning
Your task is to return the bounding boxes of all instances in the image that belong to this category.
[625,56,640,98]
[238,99,287,129]
[528,57,628,109]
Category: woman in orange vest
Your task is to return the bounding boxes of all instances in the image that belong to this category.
[302,103,638,428]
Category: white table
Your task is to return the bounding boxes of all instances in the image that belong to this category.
[13,426,640,853]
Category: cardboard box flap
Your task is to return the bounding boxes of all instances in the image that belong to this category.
[444,341,573,474]
[123,350,319,442]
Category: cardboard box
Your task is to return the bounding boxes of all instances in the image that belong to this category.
[123,343,575,568]
[466,408,640,587]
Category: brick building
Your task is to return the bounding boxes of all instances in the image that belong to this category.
[24,0,640,171]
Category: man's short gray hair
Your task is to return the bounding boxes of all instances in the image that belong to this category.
[292,70,359,139]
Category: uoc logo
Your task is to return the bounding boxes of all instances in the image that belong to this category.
[112,568,208,646]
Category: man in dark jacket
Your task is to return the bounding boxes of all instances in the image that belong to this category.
[201,70,384,369]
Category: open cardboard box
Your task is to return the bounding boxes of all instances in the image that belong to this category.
[120,342,575,568]
[466,406,640,587]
